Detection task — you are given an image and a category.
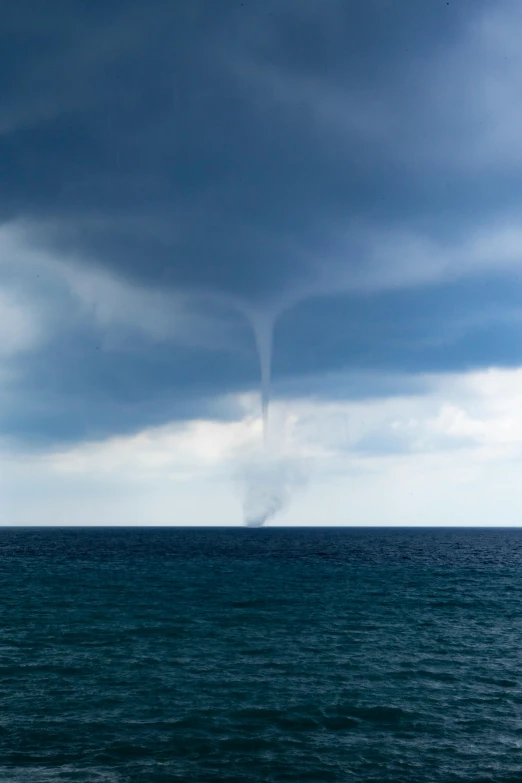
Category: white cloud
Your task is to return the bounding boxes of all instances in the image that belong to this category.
[3,366,522,525]
[45,415,259,481]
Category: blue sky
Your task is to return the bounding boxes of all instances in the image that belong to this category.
[2,0,522,524]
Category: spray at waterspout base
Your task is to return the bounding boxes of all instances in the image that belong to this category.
[240,447,307,528]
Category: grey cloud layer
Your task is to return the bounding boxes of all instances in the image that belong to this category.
[2,0,522,445]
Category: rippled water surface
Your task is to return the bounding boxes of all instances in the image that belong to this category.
[1,527,522,782]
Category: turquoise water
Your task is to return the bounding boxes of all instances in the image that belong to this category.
[1,527,522,782]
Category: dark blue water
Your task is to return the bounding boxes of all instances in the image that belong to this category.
[1,527,522,782]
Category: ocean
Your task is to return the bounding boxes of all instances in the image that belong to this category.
[1,526,522,782]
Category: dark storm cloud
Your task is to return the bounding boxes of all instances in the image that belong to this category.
[0,0,498,299]
[2,0,522,445]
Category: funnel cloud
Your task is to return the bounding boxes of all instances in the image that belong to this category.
[238,305,311,527]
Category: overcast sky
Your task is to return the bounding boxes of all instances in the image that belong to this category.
[2,0,522,525]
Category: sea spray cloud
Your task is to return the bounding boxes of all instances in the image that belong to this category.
[235,440,312,527]
[237,444,311,528]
